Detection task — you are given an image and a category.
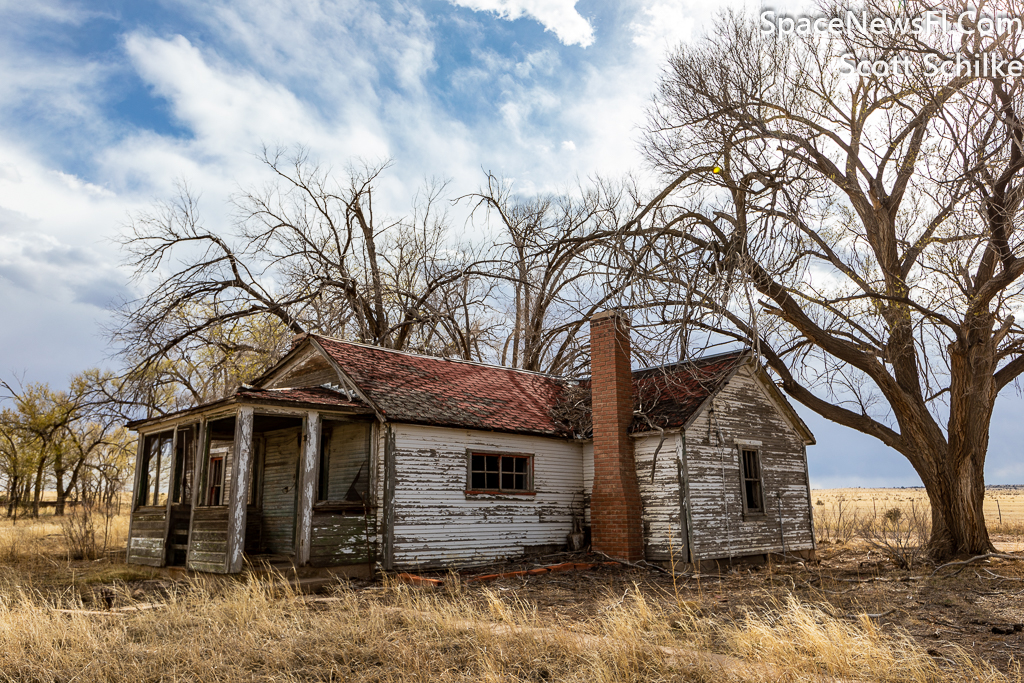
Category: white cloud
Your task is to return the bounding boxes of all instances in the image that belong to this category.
[631,1,695,53]
[561,140,575,151]
[450,0,595,46]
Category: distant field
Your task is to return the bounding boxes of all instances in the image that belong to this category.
[812,486,1024,524]
[812,486,1024,551]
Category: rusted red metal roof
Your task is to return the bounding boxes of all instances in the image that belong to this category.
[566,350,745,436]
[312,336,571,436]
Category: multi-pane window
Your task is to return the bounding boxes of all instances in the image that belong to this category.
[207,456,225,506]
[138,432,173,507]
[740,448,764,514]
[469,453,532,493]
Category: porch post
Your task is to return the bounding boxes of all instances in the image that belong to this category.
[184,419,208,569]
[126,435,146,560]
[226,406,254,573]
[296,411,320,566]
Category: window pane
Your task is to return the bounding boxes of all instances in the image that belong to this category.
[486,472,499,489]
[486,455,499,472]
[746,481,761,510]
[502,472,514,489]
[471,472,486,489]
[472,455,485,471]
[513,473,525,490]
[514,458,527,473]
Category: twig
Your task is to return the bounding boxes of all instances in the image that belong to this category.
[977,568,1024,582]
[801,581,861,595]
[931,553,1021,576]
[592,550,683,577]
[841,608,897,620]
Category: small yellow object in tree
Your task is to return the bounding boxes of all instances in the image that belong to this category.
[712,166,721,173]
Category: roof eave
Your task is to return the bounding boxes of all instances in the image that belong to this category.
[127,394,374,432]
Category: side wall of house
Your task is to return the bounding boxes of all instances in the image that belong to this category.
[389,425,584,568]
[634,433,686,562]
[684,367,814,561]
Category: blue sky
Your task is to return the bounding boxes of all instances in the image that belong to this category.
[0,0,1021,488]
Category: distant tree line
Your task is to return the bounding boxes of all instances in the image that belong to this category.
[0,374,134,521]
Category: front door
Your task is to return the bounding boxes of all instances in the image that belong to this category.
[260,427,300,555]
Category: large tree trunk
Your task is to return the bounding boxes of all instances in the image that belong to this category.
[921,453,994,559]
[919,335,998,559]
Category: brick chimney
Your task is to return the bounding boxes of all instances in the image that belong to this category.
[589,310,644,562]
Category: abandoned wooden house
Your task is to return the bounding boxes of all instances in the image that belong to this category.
[126,310,816,574]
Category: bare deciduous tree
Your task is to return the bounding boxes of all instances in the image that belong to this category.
[627,0,1024,559]
[115,147,489,410]
[463,173,631,375]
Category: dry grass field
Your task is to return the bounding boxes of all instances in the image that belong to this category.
[0,491,1020,682]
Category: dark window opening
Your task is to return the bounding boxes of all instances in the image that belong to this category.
[469,453,532,493]
[316,421,371,508]
[171,428,194,505]
[741,448,763,514]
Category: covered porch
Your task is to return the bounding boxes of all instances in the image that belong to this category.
[127,391,378,574]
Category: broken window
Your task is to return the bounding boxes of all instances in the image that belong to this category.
[138,431,173,507]
[468,452,533,493]
[204,441,232,506]
[316,421,371,506]
[740,448,764,514]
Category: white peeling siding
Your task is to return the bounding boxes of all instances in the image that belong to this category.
[633,433,686,561]
[390,424,584,568]
[684,367,814,561]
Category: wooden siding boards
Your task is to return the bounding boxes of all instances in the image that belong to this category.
[322,422,371,501]
[261,427,300,554]
[127,510,167,566]
[682,367,814,561]
[634,433,685,562]
[389,424,584,569]
[581,442,593,525]
[263,348,341,390]
[310,512,371,566]
[187,506,230,573]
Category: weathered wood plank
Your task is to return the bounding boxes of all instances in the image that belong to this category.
[296,412,319,565]
[681,366,814,561]
[225,406,254,573]
[388,425,583,568]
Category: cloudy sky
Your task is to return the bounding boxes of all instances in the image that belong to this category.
[0,0,1021,488]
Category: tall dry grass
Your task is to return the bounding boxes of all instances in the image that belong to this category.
[0,510,129,566]
[0,574,1011,682]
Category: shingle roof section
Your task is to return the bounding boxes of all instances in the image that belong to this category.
[312,336,570,436]
[630,351,745,432]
